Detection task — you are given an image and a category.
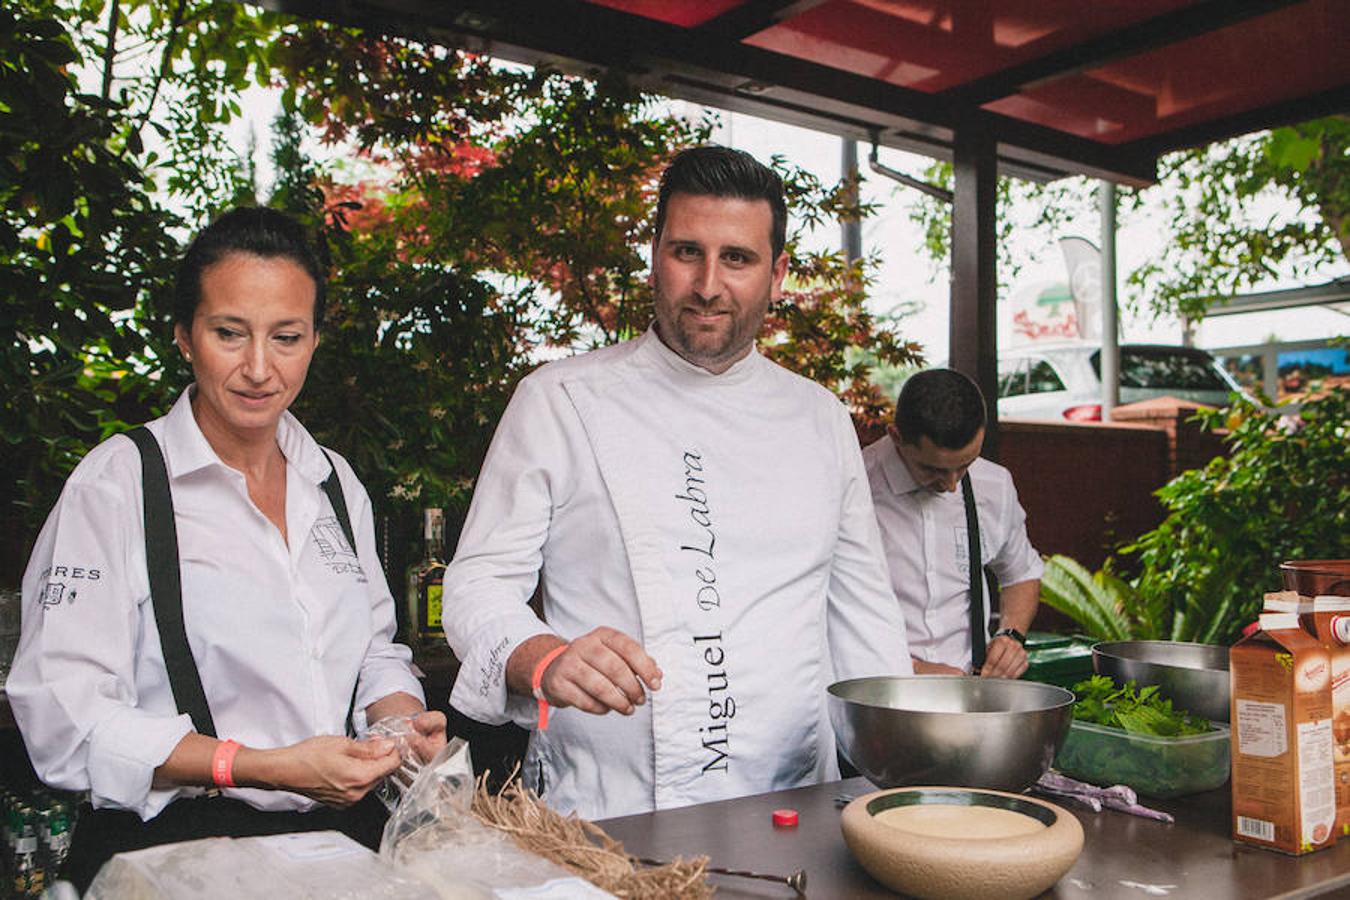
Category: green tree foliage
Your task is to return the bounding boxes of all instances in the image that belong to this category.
[1131,117,1350,321]
[1,2,179,534]
[905,117,1349,322]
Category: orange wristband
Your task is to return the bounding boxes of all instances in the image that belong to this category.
[531,643,570,732]
[212,739,242,788]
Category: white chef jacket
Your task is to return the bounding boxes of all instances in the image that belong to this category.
[861,437,1043,671]
[8,389,422,821]
[444,328,910,820]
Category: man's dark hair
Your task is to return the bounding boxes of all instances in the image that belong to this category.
[173,206,326,329]
[654,145,787,259]
[895,368,987,449]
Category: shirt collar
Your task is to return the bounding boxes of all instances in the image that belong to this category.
[158,387,332,485]
[878,437,925,496]
[638,324,762,386]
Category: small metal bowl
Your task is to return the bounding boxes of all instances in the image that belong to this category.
[828,676,1075,792]
[1092,640,1229,723]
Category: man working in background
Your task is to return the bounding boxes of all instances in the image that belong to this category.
[864,368,1041,678]
[442,146,910,821]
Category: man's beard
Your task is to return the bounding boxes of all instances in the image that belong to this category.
[652,277,765,370]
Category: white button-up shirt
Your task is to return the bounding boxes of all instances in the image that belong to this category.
[8,390,422,820]
[444,329,910,820]
[861,437,1043,671]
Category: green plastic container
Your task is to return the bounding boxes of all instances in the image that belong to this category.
[1021,631,1096,689]
[1053,719,1231,798]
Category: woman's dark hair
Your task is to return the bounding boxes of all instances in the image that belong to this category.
[895,368,987,449]
[654,145,788,259]
[173,206,326,329]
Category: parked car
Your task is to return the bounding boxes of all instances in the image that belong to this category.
[997,344,1247,421]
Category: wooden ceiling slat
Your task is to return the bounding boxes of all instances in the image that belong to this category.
[940,0,1306,105]
[694,0,833,41]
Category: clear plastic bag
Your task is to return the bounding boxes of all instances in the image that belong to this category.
[379,738,613,899]
[366,714,428,814]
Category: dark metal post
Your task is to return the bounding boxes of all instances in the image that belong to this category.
[950,115,999,459]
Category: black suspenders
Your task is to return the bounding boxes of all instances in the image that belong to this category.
[125,427,361,739]
[961,473,1000,672]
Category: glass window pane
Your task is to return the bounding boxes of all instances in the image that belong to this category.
[1027,359,1065,393]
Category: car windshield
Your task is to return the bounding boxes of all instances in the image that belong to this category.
[1089,348,1230,390]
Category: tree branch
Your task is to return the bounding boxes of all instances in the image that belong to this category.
[100,0,121,102]
[129,0,188,152]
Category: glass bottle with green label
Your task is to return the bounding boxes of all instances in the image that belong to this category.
[405,508,446,647]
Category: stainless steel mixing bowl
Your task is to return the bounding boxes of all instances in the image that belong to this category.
[1092,640,1230,723]
[828,676,1075,792]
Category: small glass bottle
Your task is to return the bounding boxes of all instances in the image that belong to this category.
[405,508,446,648]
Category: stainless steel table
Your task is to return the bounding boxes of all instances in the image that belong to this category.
[599,777,1350,898]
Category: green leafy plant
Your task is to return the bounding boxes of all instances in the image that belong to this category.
[1055,677,1227,798]
[1038,555,1142,641]
[1070,675,1211,736]
[1041,386,1347,645]
[1121,385,1349,645]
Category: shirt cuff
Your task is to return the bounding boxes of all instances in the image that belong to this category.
[449,613,557,726]
[86,710,194,819]
[354,664,426,716]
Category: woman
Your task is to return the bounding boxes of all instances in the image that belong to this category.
[8,207,446,890]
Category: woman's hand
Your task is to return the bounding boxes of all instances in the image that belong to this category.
[238,735,401,807]
[407,710,448,764]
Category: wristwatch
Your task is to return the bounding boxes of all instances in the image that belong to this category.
[993,627,1027,646]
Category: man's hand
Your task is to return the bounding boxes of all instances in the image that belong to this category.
[979,635,1029,679]
[512,628,663,717]
[912,657,965,675]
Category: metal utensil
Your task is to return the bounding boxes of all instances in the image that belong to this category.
[1092,640,1229,723]
[828,676,1074,792]
[639,858,807,896]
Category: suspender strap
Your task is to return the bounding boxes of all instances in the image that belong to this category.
[961,473,987,672]
[319,451,356,551]
[126,427,218,738]
[319,450,360,738]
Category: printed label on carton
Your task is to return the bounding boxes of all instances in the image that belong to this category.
[1236,699,1287,757]
[1298,718,1336,846]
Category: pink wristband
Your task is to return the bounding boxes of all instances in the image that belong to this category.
[531,644,570,732]
[212,739,242,788]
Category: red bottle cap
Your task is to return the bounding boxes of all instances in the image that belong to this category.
[772,808,799,827]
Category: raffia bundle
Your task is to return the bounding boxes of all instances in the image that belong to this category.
[470,773,713,899]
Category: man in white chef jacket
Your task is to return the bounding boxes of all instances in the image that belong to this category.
[863,369,1042,679]
[443,146,910,820]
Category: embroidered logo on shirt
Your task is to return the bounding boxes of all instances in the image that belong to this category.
[311,517,366,580]
[953,525,971,577]
[35,564,100,610]
[39,582,68,609]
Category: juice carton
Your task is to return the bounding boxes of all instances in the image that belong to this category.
[1310,596,1350,837]
[1230,612,1337,854]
